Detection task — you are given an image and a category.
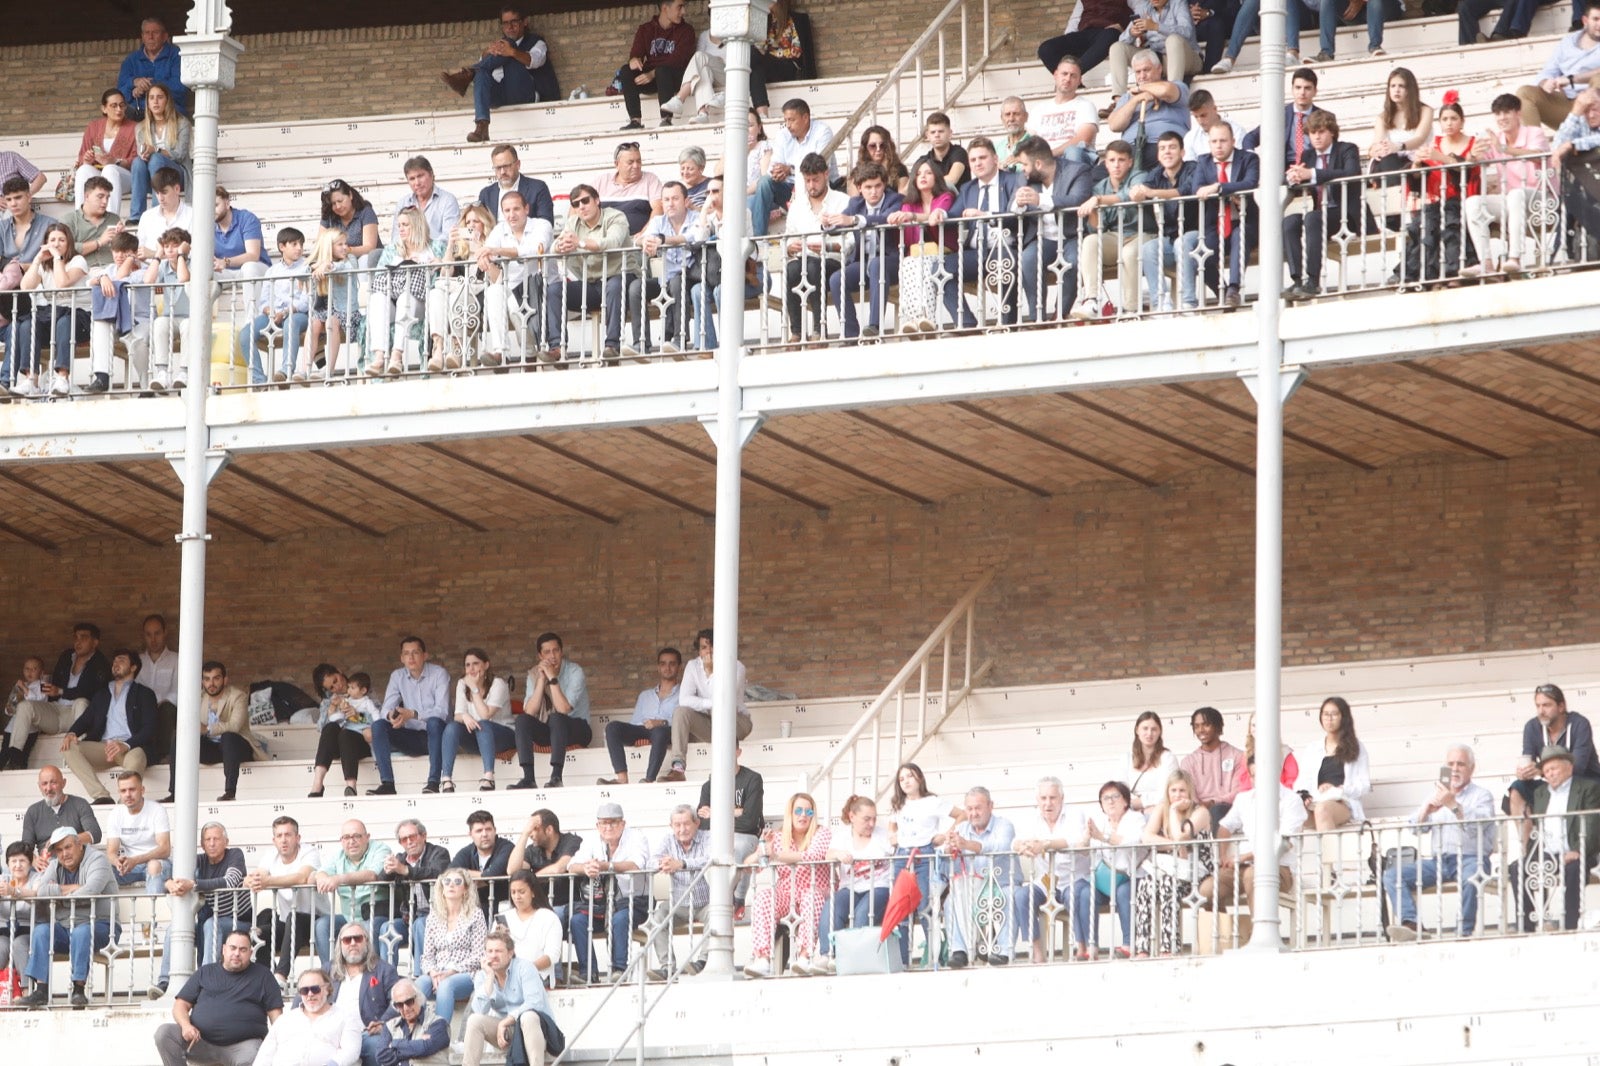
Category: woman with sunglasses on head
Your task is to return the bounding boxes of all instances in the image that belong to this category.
[852,126,910,196]
[319,178,383,268]
[254,966,361,1066]
[741,791,833,978]
[415,867,487,1033]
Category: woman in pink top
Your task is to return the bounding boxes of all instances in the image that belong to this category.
[889,158,958,333]
[1462,92,1553,277]
[73,89,139,213]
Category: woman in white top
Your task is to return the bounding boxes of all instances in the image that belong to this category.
[441,646,513,793]
[887,762,964,944]
[11,223,90,398]
[1371,67,1434,166]
[254,967,361,1066]
[1075,780,1147,958]
[1119,711,1179,811]
[744,109,774,196]
[814,795,897,973]
[367,206,444,375]
[496,869,563,987]
[1307,695,1372,829]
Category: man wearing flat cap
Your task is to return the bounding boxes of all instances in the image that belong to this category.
[1511,744,1600,932]
[15,825,117,1008]
[566,801,649,982]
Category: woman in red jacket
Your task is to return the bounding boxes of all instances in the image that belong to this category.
[73,88,138,215]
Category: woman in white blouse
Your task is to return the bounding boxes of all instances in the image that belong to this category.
[1119,711,1179,812]
[440,647,513,793]
[1075,780,1147,958]
[812,794,897,973]
[496,869,563,986]
[886,762,963,947]
[1307,695,1372,829]
[11,223,90,398]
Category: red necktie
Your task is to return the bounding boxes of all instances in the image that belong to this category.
[1218,159,1231,239]
[1294,112,1306,163]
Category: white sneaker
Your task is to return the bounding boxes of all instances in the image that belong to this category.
[1386,924,1418,942]
[1070,296,1101,320]
[741,957,771,979]
[171,376,187,390]
[690,110,711,124]
[49,374,70,397]
[10,376,39,397]
[661,96,684,116]
[149,372,169,393]
[809,955,836,975]
[1212,57,1234,74]
[789,955,814,976]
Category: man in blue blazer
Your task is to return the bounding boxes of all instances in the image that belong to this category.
[1283,112,1362,300]
[1013,135,1095,322]
[941,137,1024,328]
[824,162,906,338]
[478,145,555,226]
[1241,68,1330,159]
[61,648,159,803]
[1187,123,1259,307]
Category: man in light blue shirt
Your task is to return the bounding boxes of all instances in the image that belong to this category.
[367,636,452,796]
[750,98,839,237]
[462,930,561,1066]
[600,646,681,785]
[1381,744,1496,941]
[510,632,591,791]
[943,786,1018,968]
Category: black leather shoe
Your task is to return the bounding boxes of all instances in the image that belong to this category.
[948,950,968,969]
[366,782,397,796]
[507,778,537,790]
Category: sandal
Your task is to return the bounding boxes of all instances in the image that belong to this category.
[478,776,495,792]
[441,778,456,793]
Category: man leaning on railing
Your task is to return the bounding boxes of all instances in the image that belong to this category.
[1380,744,1496,942]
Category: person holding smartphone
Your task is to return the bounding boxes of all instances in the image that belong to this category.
[1380,744,1496,942]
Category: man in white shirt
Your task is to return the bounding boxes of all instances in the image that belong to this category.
[1511,744,1600,932]
[1183,89,1247,162]
[139,613,180,710]
[104,770,173,894]
[665,627,751,784]
[1382,744,1496,941]
[644,804,711,977]
[567,802,650,982]
[245,814,326,982]
[477,190,553,365]
[750,97,839,237]
[135,169,195,259]
[1027,54,1100,165]
[1198,756,1306,917]
[1010,775,1090,963]
[391,157,461,246]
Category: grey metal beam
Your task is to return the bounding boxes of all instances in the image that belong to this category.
[1401,362,1600,441]
[951,400,1158,487]
[1053,393,1256,477]
[0,468,166,546]
[1295,381,1508,462]
[95,462,277,543]
[1164,384,1378,471]
[224,464,386,538]
[759,429,935,506]
[519,436,714,519]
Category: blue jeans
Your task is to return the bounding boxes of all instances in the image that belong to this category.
[359,1033,386,1066]
[8,306,91,377]
[570,895,648,981]
[473,55,538,121]
[1019,238,1078,322]
[1141,234,1185,309]
[1073,875,1132,948]
[888,848,944,945]
[818,886,900,962]
[827,254,900,336]
[114,858,172,895]
[417,970,475,1030]
[749,176,794,238]
[1228,0,1303,58]
[239,311,309,383]
[26,919,114,983]
[441,718,516,778]
[1381,852,1484,935]
[370,715,447,787]
[1319,0,1397,54]
[129,152,182,220]
[543,276,624,351]
[1012,881,1072,944]
[376,913,426,975]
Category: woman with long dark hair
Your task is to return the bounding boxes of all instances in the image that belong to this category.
[1310,696,1371,830]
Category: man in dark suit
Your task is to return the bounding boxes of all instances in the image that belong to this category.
[1013,135,1095,323]
[1283,112,1362,301]
[824,162,905,338]
[1512,744,1600,932]
[1188,123,1259,307]
[1241,67,1330,160]
[60,648,158,804]
[478,144,555,225]
[941,137,1024,328]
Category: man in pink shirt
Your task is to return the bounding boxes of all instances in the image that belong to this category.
[1462,93,1553,277]
[1180,705,1245,823]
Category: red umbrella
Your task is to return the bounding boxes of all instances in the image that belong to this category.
[880,850,924,943]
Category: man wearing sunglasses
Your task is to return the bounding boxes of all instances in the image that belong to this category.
[253,966,361,1066]
[153,929,282,1066]
[373,979,449,1066]
[329,922,402,1066]
[441,7,561,146]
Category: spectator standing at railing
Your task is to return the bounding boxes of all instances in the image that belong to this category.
[368,636,452,796]
[3,622,110,769]
[599,645,681,785]
[538,187,631,365]
[1505,682,1600,833]
[1511,744,1600,932]
[247,815,326,984]
[152,821,252,999]
[441,648,515,792]
[1108,0,1199,101]
[440,6,560,146]
[136,167,194,260]
[936,137,1023,329]
[667,627,752,782]
[19,765,101,871]
[479,192,552,365]
[750,98,838,239]
[742,791,833,979]
[568,801,650,982]
[510,631,592,790]
[478,146,554,226]
[373,978,449,1066]
[644,803,712,977]
[415,868,486,1034]
[254,966,362,1066]
[1181,705,1245,822]
[329,923,401,1066]
[1073,138,1152,320]
[1381,744,1495,943]
[103,770,171,892]
[1197,754,1305,918]
[944,785,1018,968]
[452,811,516,912]
[1186,90,1247,163]
[1187,123,1259,309]
[1011,775,1089,964]
[377,818,451,976]
[1399,93,1482,285]
[697,742,765,917]
[1517,5,1600,130]
[1462,94,1552,277]
[320,179,384,268]
[1107,49,1192,172]
[1012,135,1095,324]
[313,820,394,969]
[66,175,125,271]
[15,825,116,1009]
[1036,0,1135,85]
[824,161,906,340]
[73,89,138,213]
[618,0,698,131]
[1027,50,1101,166]
[507,809,584,927]
[391,158,462,250]
[130,83,191,224]
[62,648,158,802]
[1134,769,1213,957]
[597,142,664,238]
[1282,111,1361,302]
[1119,710,1180,811]
[0,150,45,197]
[153,929,283,1066]
[629,179,699,357]
[119,17,189,120]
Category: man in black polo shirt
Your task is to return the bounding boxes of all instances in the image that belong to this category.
[154,928,283,1066]
[507,807,583,925]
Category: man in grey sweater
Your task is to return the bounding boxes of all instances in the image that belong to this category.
[17,825,117,1008]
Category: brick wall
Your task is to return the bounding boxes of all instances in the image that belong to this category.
[1,444,1594,711]
[1,2,1058,136]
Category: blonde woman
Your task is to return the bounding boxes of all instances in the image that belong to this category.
[742,791,833,978]
[425,203,496,371]
[1133,769,1213,957]
[415,866,486,1032]
[130,83,191,222]
[303,229,360,380]
[367,206,443,375]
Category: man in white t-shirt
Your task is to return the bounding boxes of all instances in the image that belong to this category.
[1028,54,1100,165]
[567,801,650,982]
[103,770,172,894]
[244,814,325,982]
[135,168,195,259]
[1010,775,1090,963]
[1197,756,1306,917]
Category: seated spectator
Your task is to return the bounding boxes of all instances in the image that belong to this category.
[3,622,110,768]
[373,978,449,1066]
[506,809,584,927]
[309,668,376,798]
[497,870,563,986]
[1510,744,1600,931]
[750,0,807,116]
[239,226,312,385]
[144,226,192,391]
[855,126,911,196]
[0,150,46,197]
[479,192,552,365]
[135,167,193,259]
[424,205,499,371]
[1036,0,1134,83]
[600,646,681,785]
[938,137,1022,329]
[1134,769,1213,958]
[629,179,699,356]
[84,229,150,394]
[63,647,157,802]
[255,967,361,1066]
[6,655,47,745]
[0,176,48,351]
[479,146,554,226]
[662,28,728,125]
[415,867,486,1032]
[1309,0,1397,64]
[246,815,323,982]
[644,804,712,977]
[1012,135,1095,323]
[461,931,562,1066]
[130,84,191,223]
[104,770,172,893]
[327,922,400,1066]
[568,801,650,982]
[1236,710,1301,790]
[18,765,101,872]
[1189,0,1232,72]
[1010,776,1087,963]
[120,17,189,120]
[1371,68,1436,182]
[1215,0,1310,73]
[74,89,137,212]
[915,112,970,189]
[686,173,758,351]
[440,649,514,793]
[1506,683,1599,833]
[1463,93,1552,277]
[1107,49,1192,172]
[1181,704,1245,822]
[369,637,452,796]
[1398,93,1481,285]
[1026,50,1100,165]
[751,98,838,238]
[152,929,283,1066]
[1109,0,1199,99]
[598,142,665,238]
[666,628,752,782]
[367,213,444,377]
[453,810,515,912]
[1189,89,1247,163]
[1072,138,1151,320]
[825,162,906,340]
[1187,123,1259,309]
[312,819,394,968]
[10,223,90,398]
[510,632,592,791]
[377,817,451,975]
[320,178,383,268]
[742,791,833,978]
[813,795,896,974]
[944,786,1019,967]
[1,841,39,972]
[886,159,958,333]
[679,147,711,208]
[1197,754,1305,916]
[187,660,265,802]
[1552,86,1600,165]
[391,158,461,249]
[1120,710,1180,811]
[618,0,697,131]
[781,153,850,342]
[697,743,765,914]
[1283,111,1361,302]
[539,187,630,364]
[300,231,354,379]
[1492,0,1588,45]
[212,187,272,295]
[441,6,560,145]
[1518,3,1600,131]
[1381,744,1495,942]
[998,98,1031,171]
[16,826,116,1008]
[1078,780,1144,958]
[745,109,775,197]
[67,174,125,272]
[153,821,252,998]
